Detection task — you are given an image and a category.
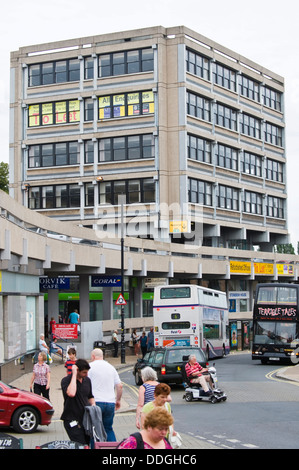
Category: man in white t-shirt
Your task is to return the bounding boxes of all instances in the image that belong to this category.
[88,348,123,441]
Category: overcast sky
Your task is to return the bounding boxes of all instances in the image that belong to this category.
[1,0,298,246]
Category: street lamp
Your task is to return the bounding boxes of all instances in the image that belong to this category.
[120,194,126,364]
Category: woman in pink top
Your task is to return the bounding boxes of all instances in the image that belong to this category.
[30,351,51,400]
[118,407,173,449]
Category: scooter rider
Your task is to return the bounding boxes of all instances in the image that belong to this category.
[185,354,213,396]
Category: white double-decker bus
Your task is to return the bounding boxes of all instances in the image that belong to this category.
[153,284,229,359]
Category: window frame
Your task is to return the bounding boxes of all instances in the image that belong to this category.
[98,48,154,77]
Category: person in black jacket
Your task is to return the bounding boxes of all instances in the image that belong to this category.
[61,359,95,445]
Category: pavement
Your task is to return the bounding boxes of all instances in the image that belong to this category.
[6,351,299,449]
[7,351,220,450]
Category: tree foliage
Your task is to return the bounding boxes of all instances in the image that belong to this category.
[274,243,295,255]
[0,162,9,193]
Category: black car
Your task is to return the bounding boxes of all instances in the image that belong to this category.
[132,346,207,385]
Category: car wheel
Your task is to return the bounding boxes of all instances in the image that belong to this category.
[12,406,39,433]
[135,371,143,386]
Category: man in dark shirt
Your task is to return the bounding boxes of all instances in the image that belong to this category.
[61,359,95,445]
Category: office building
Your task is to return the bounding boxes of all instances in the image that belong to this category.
[8,26,291,348]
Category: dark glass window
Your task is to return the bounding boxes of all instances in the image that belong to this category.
[98,48,154,77]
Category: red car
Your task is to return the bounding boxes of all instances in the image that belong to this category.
[0,380,54,433]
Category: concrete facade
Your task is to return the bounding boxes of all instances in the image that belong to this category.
[1,26,297,365]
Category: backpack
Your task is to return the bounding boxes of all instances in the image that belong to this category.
[117,432,144,449]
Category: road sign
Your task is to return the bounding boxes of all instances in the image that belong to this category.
[115,293,127,305]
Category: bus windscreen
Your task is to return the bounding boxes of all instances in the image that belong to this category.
[160,287,191,299]
[257,286,297,305]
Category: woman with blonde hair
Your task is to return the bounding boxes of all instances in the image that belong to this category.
[30,351,51,400]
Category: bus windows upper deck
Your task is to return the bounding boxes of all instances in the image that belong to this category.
[160,287,191,299]
[257,286,297,305]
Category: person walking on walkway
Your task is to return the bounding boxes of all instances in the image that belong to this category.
[112,329,119,358]
[136,366,159,429]
[88,348,123,441]
[60,359,95,446]
[139,331,148,358]
[29,351,51,400]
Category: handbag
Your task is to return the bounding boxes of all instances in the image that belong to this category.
[169,425,182,449]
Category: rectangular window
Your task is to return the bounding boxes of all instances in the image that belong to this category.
[98,91,154,120]
[239,75,260,101]
[98,178,155,205]
[239,113,261,139]
[28,142,79,168]
[42,62,55,85]
[69,184,81,207]
[84,98,94,121]
[264,122,283,147]
[214,103,237,130]
[187,135,211,163]
[28,100,80,127]
[215,144,238,170]
[243,191,263,215]
[262,86,282,111]
[85,183,94,206]
[98,48,153,77]
[55,185,68,208]
[99,134,154,162]
[241,152,262,177]
[187,92,211,121]
[85,140,94,164]
[217,185,239,211]
[29,65,42,87]
[42,186,55,209]
[56,60,67,83]
[266,196,284,219]
[188,178,212,206]
[55,143,68,166]
[186,49,210,80]
[28,59,80,87]
[41,144,54,167]
[265,158,284,182]
[84,57,94,79]
[213,63,236,92]
[28,187,41,209]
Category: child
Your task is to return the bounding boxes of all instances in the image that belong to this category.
[64,347,77,375]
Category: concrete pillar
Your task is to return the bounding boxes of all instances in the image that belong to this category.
[79,274,90,322]
[133,278,143,318]
[103,287,112,320]
[47,289,59,323]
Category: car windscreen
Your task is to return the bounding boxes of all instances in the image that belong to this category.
[166,348,205,363]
